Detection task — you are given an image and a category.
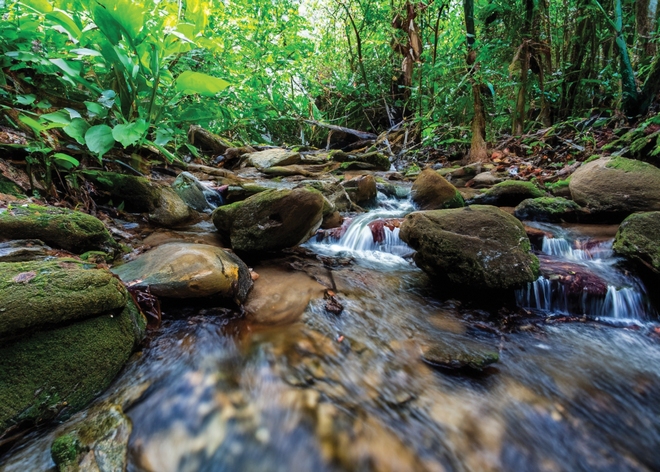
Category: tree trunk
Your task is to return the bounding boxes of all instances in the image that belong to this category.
[463,0,489,163]
[636,0,658,60]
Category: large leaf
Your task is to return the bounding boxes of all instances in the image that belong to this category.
[51,153,80,170]
[64,118,90,144]
[85,125,115,159]
[175,71,229,96]
[112,119,148,147]
[46,10,82,39]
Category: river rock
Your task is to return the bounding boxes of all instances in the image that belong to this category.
[0,204,118,255]
[0,259,146,438]
[172,171,222,212]
[470,180,547,207]
[112,243,252,302]
[305,180,352,212]
[400,205,539,290]
[341,175,377,206]
[330,150,390,171]
[514,197,581,222]
[569,156,660,217]
[613,211,660,274]
[411,169,464,210]
[0,239,48,262]
[82,171,193,227]
[538,255,608,296]
[245,149,302,170]
[422,344,499,371]
[213,188,324,252]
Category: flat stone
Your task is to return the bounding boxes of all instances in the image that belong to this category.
[246,149,302,170]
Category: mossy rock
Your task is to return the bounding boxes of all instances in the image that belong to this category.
[514,197,581,223]
[82,171,192,227]
[0,296,145,437]
[0,260,127,339]
[341,174,377,206]
[569,157,660,217]
[400,205,539,290]
[304,180,352,212]
[225,183,271,204]
[0,175,24,197]
[0,204,118,255]
[411,168,464,210]
[470,180,547,207]
[330,150,390,171]
[212,188,324,252]
[172,171,218,212]
[613,211,660,273]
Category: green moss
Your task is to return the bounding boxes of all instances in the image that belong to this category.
[605,156,655,173]
[0,176,24,197]
[0,204,118,254]
[0,260,128,338]
[514,197,580,222]
[583,155,601,165]
[442,190,465,209]
[51,434,80,467]
[0,300,145,434]
[545,178,571,192]
[613,211,660,271]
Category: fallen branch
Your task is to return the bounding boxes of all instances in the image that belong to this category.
[303,119,378,140]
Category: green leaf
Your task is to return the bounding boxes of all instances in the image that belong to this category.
[49,58,81,77]
[84,101,108,119]
[98,90,116,109]
[52,153,80,170]
[85,125,115,159]
[20,0,53,13]
[112,119,148,147]
[175,71,230,96]
[41,111,71,125]
[16,94,36,105]
[64,118,90,144]
[46,10,82,39]
[18,114,45,132]
[154,127,174,146]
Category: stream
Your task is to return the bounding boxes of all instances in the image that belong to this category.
[2,194,660,471]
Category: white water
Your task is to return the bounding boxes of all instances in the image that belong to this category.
[518,225,655,321]
[305,193,415,268]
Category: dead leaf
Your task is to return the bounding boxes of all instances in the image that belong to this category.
[13,271,36,284]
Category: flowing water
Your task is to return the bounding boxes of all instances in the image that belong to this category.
[2,195,660,472]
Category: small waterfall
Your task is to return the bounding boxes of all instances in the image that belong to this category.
[305,193,414,267]
[518,232,655,321]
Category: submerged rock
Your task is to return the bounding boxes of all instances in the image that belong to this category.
[212,188,324,252]
[422,345,499,371]
[0,260,146,438]
[400,205,539,290]
[82,171,192,227]
[514,197,581,222]
[569,156,660,217]
[411,169,464,210]
[613,211,660,274]
[0,204,118,255]
[112,243,252,302]
[470,180,547,207]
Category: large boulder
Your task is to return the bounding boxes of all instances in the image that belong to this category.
[304,180,352,212]
[245,149,301,170]
[341,175,377,206]
[569,157,660,216]
[0,204,118,255]
[411,169,464,210]
[470,180,547,207]
[82,171,192,227]
[400,205,539,290]
[213,188,324,252]
[613,211,660,274]
[330,150,390,171]
[112,243,253,302]
[0,260,146,438]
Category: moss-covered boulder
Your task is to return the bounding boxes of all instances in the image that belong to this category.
[341,174,377,206]
[0,204,118,255]
[399,205,539,290]
[212,188,324,252]
[569,157,660,217]
[613,211,660,274]
[304,180,352,212]
[514,197,581,222]
[82,171,192,227]
[112,242,253,303]
[470,180,547,207]
[331,150,391,171]
[411,169,464,210]
[0,260,146,438]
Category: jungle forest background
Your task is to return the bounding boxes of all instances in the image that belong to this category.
[0,0,659,181]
